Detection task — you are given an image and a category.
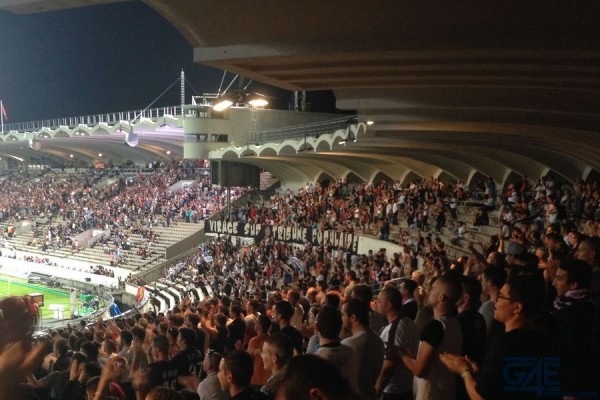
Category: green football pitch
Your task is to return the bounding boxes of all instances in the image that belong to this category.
[0,274,72,320]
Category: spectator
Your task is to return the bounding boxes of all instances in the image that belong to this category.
[400,274,463,400]
[375,286,419,400]
[274,355,362,400]
[246,315,271,387]
[314,306,358,392]
[172,327,203,388]
[147,335,178,390]
[273,301,303,355]
[51,339,71,372]
[351,284,386,335]
[341,298,384,399]
[128,325,149,375]
[217,350,267,400]
[260,333,294,397]
[441,274,548,400]
[399,279,418,321]
[197,350,226,400]
[550,259,596,393]
[227,305,246,352]
[478,267,506,343]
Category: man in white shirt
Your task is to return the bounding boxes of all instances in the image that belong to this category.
[342,299,384,400]
[315,306,359,392]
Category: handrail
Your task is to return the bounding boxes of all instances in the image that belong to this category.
[2,105,184,133]
[256,115,356,144]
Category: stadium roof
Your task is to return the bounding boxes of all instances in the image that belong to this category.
[1,0,599,184]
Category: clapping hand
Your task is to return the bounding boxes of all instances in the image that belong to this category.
[0,340,46,400]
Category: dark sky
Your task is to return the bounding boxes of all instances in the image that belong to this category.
[0,2,337,123]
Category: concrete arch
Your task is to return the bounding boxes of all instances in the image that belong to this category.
[258,147,277,157]
[437,170,456,184]
[502,170,523,191]
[584,168,600,183]
[278,142,297,155]
[297,141,315,153]
[345,171,364,184]
[221,149,239,159]
[370,171,394,185]
[92,128,111,136]
[351,123,366,141]
[542,169,571,189]
[401,171,423,186]
[241,147,258,157]
[332,129,349,143]
[467,171,488,190]
[54,131,71,138]
[316,140,331,152]
[47,129,66,138]
[36,132,52,139]
[316,171,335,186]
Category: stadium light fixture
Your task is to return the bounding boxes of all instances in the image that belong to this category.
[247,92,269,108]
[213,94,234,112]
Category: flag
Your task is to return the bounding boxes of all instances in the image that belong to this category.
[1,103,7,121]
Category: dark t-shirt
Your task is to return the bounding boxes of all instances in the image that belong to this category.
[40,370,69,400]
[281,325,303,354]
[231,387,268,400]
[227,318,247,352]
[475,329,547,400]
[401,300,418,321]
[457,308,486,365]
[171,348,203,389]
[147,360,178,390]
[193,327,207,352]
[52,355,71,372]
[210,326,228,354]
[420,319,444,347]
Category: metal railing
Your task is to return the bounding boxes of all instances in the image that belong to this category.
[256,115,357,144]
[2,105,183,133]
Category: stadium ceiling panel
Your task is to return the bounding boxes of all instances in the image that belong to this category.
[1,0,599,184]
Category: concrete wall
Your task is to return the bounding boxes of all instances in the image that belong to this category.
[183,107,342,159]
[0,255,119,287]
[164,228,206,259]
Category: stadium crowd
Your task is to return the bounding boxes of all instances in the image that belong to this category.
[0,173,599,400]
[1,164,248,272]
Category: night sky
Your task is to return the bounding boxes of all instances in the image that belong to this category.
[0,2,337,123]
